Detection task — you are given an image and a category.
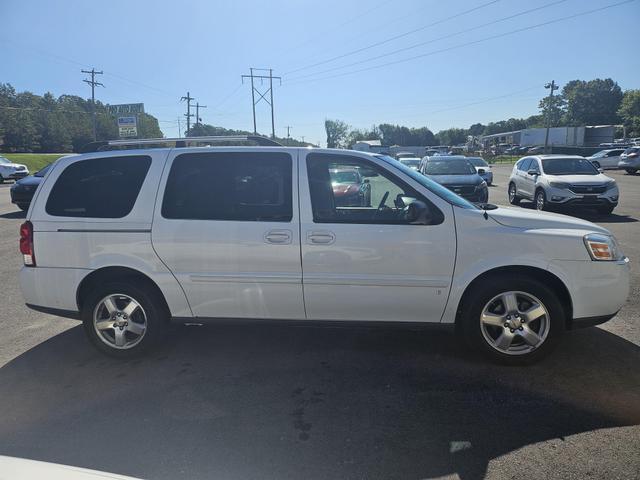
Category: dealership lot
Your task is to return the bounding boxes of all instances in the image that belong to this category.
[0,163,638,479]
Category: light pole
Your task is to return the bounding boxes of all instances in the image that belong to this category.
[543,80,559,154]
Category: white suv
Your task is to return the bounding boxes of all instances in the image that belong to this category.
[508,155,619,214]
[19,140,630,364]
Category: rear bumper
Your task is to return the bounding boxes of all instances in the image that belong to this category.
[618,159,640,169]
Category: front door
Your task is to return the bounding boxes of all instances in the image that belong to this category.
[299,152,456,323]
[152,149,305,319]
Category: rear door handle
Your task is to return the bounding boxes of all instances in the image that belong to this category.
[307,231,336,245]
[264,229,292,245]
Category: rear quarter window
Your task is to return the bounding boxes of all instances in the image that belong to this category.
[45,155,152,218]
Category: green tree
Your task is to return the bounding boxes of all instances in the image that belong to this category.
[435,128,467,146]
[325,119,350,148]
[618,89,640,136]
[562,78,623,126]
[538,94,566,127]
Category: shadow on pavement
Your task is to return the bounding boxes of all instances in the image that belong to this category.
[0,210,26,219]
[0,323,638,480]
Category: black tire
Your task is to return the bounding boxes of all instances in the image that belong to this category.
[457,275,565,365]
[81,281,168,358]
[508,182,521,205]
[17,203,29,211]
[597,205,615,215]
[626,168,637,175]
[535,189,547,211]
[0,175,4,184]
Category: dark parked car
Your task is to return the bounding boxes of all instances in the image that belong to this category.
[10,162,53,211]
[329,167,371,207]
[527,146,544,154]
[419,156,488,203]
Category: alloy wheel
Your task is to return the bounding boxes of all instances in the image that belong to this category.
[93,294,147,349]
[479,291,550,355]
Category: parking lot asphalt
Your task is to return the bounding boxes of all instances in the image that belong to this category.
[0,164,638,480]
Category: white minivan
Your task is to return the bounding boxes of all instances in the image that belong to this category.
[19,138,630,364]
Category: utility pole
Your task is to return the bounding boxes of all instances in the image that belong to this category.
[241,68,281,138]
[177,116,182,138]
[81,68,104,141]
[180,92,195,135]
[285,125,292,145]
[543,80,559,154]
[194,102,207,126]
[301,136,305,143]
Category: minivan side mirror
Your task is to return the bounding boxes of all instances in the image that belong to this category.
[527,169,539,176]
[478,168,486,175]
[405,200,430,225]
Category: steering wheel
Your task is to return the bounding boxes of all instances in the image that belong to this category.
[374,191,390,218]
[377,191,390,210]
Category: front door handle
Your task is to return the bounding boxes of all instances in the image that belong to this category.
[264,229,292,244]
[307,231,336,245]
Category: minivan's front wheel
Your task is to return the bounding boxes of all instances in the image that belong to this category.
[459,276,565,365]
[82,281,168,357]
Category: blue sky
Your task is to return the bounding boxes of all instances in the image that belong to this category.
[2,0,639,145]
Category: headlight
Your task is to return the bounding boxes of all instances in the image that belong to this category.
[583,233,624,261]
[605,180,617,190]
[549,181,570,189]
[475,181,487,191]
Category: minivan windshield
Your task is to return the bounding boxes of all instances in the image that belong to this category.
[424,159,477,175]
[0,156,10,164]
[376,155,478,210]
[541,157,598,175]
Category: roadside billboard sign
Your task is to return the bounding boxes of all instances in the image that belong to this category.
[108,103,145,115]
[117,116,138,138]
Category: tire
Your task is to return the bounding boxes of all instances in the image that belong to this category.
[626,168,637,175]
[17,203,29,211]
[508,182,521,205]
[535,189,547,211]
[81,281,168,358]
[0,175,4,184]
[458,275,565,365]
[597,205,615,215]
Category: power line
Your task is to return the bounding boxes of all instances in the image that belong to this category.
[286,0,569,82]
[283,0,501,76]
[81,68,104,141]
[284,0,636,86]
[194,102,207,125]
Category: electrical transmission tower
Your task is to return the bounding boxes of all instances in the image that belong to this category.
[81,68,104,141]
[241,68,281,139]
[180,92,195,135]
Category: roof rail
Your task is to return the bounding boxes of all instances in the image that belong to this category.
[78,135,283,153]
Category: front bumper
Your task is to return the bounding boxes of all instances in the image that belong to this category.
[481,172,493,184]
[5,171,29,180]
[548,257,630,321]
[545,185,618,207]
[9,187,36,205]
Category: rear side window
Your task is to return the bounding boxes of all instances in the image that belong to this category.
[518,158,532,171]
[162,152,292,222]
[46,155,151,218]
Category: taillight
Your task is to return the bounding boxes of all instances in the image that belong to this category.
[19,221,35,266]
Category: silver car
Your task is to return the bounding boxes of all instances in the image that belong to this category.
[587,148,626,170]
[508,155,619,214]
[618,147,640,174]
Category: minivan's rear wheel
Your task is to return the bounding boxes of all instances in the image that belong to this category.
[508,182,520,205]
[459,275,565,364]
[82,281,167,357]
[535,189,547,211]
[626,168,637,175]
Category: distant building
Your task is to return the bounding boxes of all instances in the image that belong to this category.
[480,125,616,148]
[352,141,448,157]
